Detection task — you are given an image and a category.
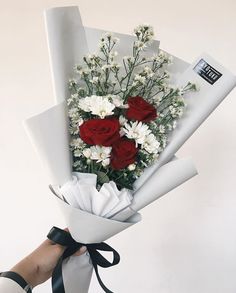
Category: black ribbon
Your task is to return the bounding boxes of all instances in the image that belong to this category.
[47,227,120,293]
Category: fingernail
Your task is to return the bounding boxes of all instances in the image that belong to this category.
[79,246,87,253]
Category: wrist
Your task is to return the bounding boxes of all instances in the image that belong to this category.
[11,256,38,288]
[0,271,33,292]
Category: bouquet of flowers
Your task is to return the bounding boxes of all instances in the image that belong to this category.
[24,6,236,293]
[67,25,196,192]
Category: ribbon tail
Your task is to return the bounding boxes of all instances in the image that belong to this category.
[93,263,114,293]
[52,256,66,293]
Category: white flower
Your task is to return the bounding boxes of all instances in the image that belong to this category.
[90,76,99,84]
[70,138,84,149]
[83,148,92,158]
[134,40,147,50]
[90,96,115,118]
[142,134,160,154]
[78,95,115,118]
[69,79,77,87]
[101,158,110,167]
[152,51,172,64]
[119,115,128,126]
[123,56,135,64]
[169,105,176,116]
[78,96,93,112]
[111,62,120,69]
[109,51,118,59]
[134,24,154,41]
[143,66,154,78]
[128,164,136,171]
[104,32,113,39]
[131,81,138,87]
[74,149,83,157]
[176,108,184,117]
[90,146,112,166]
[162,137,167,148]
[134,74,146,85]
[101,64,112,71]
[123,121,151,145]
[67,93,79,106]
[78,68,90,76]
[159,125,165,134]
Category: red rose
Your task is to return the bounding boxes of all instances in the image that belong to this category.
[79,118,120,146]
[126,96,157,122]
[111,138,138,170]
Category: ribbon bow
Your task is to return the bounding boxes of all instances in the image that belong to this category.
[47,227,120,293]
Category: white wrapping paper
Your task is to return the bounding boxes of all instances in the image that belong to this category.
[23,5,235,293]
[58,172,132,218]
[23,101,71,185]
[112,156,197,221]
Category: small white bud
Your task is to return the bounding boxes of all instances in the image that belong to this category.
[128,164,136,171]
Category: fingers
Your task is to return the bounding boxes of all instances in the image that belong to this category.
[44,228,87,257]
[45,227,69,246]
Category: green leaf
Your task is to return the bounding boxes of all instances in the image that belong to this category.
[95,171,110,184]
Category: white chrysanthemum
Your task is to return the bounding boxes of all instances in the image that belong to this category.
[90,96,115,118]
[142,134,160,154]
[83,148,92,158]
[90,146,112,166]
[78,96,93,112]
[78,95,115,118]
[123,121,151,145]
[101,158,110,167]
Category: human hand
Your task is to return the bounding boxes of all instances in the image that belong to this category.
[10,230,87,288]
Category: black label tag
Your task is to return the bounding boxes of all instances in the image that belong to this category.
[193,59,222,85]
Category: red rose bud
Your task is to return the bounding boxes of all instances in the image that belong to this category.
[126,96,157,122]
[111,138,138,170]
[79,118,120,146]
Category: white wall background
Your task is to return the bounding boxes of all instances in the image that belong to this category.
[0,1,236,292]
